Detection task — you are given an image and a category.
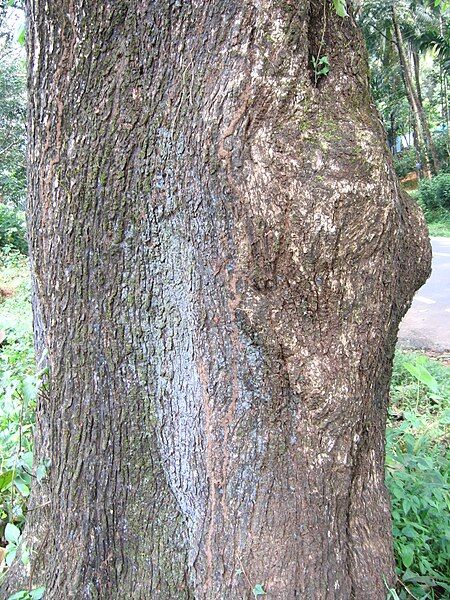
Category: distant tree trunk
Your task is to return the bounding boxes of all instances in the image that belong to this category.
[389,111,397,154]
[438,66,450,161]
[392,8,439,176]
[412,47,423,106]
[439,15,450,156]
[2,1,431,599]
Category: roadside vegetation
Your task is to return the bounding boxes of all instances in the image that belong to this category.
[407,172,450,236]
[0,251,35,582]
[0,253,448,599]
[388,351,450,599]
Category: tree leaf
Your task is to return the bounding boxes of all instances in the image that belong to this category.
[440,408,450,424]
[22,375,37,406]
[253,584,266,597]
[30,588,45,600]
[5,544,18,567]
[14,477,30,497]
[36,463,47,483]
[400,545,414,568]
[7,592,29,600]
[17,25,26,47]
[5,522,21,544]
[0,469,14,491]
[404,362,439,393]
[332,0,348,17]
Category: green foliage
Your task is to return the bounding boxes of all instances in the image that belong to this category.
[360,0,450,175]
[393,131,450,181]
[394,149,418,179]
[406,185,450,236]
[7,588,45,600]
[311,55,330,83]
[0,252,35,549]
[0,58,26,208]
[426,208,450,236]
[418,172,450,210]
[430,131,450,173]
[332,0,348,17]
[403,357,439,393]
[4,521,20,566]
[252,583,266,597]
[0,204,26,254]
[387,351,450,598]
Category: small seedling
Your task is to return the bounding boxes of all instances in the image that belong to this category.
[252,583,266,598]
[312,55,330,84]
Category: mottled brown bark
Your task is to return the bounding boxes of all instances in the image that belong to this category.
[2,1,431,599]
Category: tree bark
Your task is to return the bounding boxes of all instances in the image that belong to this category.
[2,1,431,599]
[412,47,423,107]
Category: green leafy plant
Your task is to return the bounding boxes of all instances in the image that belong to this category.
[394,149,417,179]
[0,205,27,254]
[387,351,450,598]
[4,521,20,566]
[0,252,36,553]
[7,588,45,600]
[332,0,348,17]
[404,357,439,394]
[252,583,266,598]
[311,0,347,87]
[418,172,450,211]
[0,58,26,208]
[312,55,330,83]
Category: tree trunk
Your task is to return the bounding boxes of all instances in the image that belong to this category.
[2,1,431,599]
[412,47,423,106]
[388,111,397,154]
[392,9,439,176]
[438,13,450,154]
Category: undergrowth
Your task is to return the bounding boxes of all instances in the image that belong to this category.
[387,352,450,599]
[0,251,36,578]
[407,189,450,237]
[426,210,450,237]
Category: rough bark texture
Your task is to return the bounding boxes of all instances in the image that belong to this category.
[2,1,431,599]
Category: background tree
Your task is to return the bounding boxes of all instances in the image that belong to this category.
[1,1,431,599]
[0,1,27,254]
[360,0,450,176]
[0,58,26,207]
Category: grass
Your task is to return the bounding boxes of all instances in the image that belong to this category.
[426,210,450,237]
[0,253,449,599]
[406,189,450,237]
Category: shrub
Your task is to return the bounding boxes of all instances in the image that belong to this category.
[432,132,450,172]
[388,352,450,599]
[0,204,27,254]
[0,60,26,208]
[394,148,417,179]
[418,172,450,211]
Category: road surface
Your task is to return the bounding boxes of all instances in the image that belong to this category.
[398,237,450,351]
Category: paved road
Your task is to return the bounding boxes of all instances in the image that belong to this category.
[399,237,450,351]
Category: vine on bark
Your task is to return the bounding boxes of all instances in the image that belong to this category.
[312,0,347,84]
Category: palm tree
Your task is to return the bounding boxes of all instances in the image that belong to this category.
[360,0,445,176]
